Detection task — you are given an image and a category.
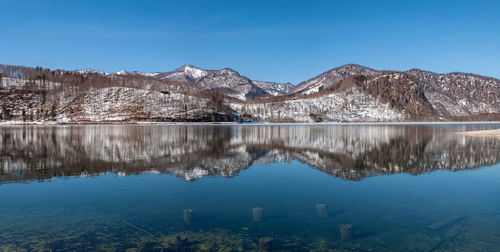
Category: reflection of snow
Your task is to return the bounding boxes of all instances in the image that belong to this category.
[1,125,499,183]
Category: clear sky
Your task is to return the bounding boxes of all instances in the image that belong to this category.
[1,0,499,84]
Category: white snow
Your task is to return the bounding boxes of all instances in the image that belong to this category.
[231,87,406,122]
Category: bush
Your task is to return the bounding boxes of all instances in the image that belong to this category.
[309,113,324,122]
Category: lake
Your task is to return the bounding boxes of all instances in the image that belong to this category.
[1,124,500,251]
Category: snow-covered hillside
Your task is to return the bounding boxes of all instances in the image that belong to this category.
[154,65,293,100]
[231,87,406,122]
[406,69,500,117]
[1,63,499,123]
[59,87,213,122]
[157,65,210,82]
[0,77,233,123]
[251,80,293,96]
[1,77,60,91]
[291,64,378,95]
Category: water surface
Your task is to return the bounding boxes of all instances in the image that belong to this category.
[1,124,500,251]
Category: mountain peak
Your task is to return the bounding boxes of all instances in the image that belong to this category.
[157,65,209,82]
[333,64,376,72]
[76,69,108,77]
[219,67,239,74]
[115,70,128,75]
[291,64,378,95]
[176,64,202,71]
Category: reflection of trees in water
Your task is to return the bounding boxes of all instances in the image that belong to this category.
[1,125,499,183]
[287,127,500,180]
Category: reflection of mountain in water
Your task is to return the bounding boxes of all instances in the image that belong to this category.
[1,125,499,184]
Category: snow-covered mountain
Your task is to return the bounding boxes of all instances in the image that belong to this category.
[231,87,406,122]
[1,63,499,123]
[76,69,108,77]
[157,65,210,82]
[284,64,499,120]
[73,65,292,100]
[196,68,261,100]
[406,69,500,117]
[157,65,292,100]
[291,64,379,95]
[251,80,293,96]
[114,70,160,77]
[76,69,161,78]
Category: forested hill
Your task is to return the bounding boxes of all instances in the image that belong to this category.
[1,64,499,123]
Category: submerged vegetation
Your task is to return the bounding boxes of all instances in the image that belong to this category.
[1,209,499,251]
[0,125,500,251]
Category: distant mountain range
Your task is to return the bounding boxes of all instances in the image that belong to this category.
[0,63,499,122]
[77,65,294,100]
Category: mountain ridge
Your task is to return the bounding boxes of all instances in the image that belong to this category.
[1,63,499,123]
[74,64,500,91]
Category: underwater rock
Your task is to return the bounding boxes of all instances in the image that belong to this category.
[315,203,328,217]
[340,224,353,240]
[122,220,155,237]
[253,207,263,222]
[428,222,465,251]
[259,237,273,251]
[183,209,194,224]
[174,235,188,247]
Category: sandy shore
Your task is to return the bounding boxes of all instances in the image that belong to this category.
[457,128,500,139]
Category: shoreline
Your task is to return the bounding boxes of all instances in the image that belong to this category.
[1,120,500,127]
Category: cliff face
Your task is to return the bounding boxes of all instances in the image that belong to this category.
[1,63,499,123]
[1,125,499,184]
[358,73,436,119]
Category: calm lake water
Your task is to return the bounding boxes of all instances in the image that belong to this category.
[1,124,500,251]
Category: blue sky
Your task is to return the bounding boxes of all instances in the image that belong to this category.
[1,0,499,84]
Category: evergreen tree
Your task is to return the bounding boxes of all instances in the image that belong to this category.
[22,109,27,121]
[2,103,10,120]
[50,103,57,120]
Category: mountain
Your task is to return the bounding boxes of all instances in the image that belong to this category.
[157,65,209,82]
[0,63,499,123]
[114,70,160,77]
[280,65,499,121]
[157,65,292,100]
[196,68,264,100]
[76,69,108,77]
[290,64,379,95]
[251,80,293,96]
[74,65,293,101]
[406,69,500,117]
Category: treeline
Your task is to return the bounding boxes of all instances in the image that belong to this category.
[0,64,215,97]
[243,72,437,120]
